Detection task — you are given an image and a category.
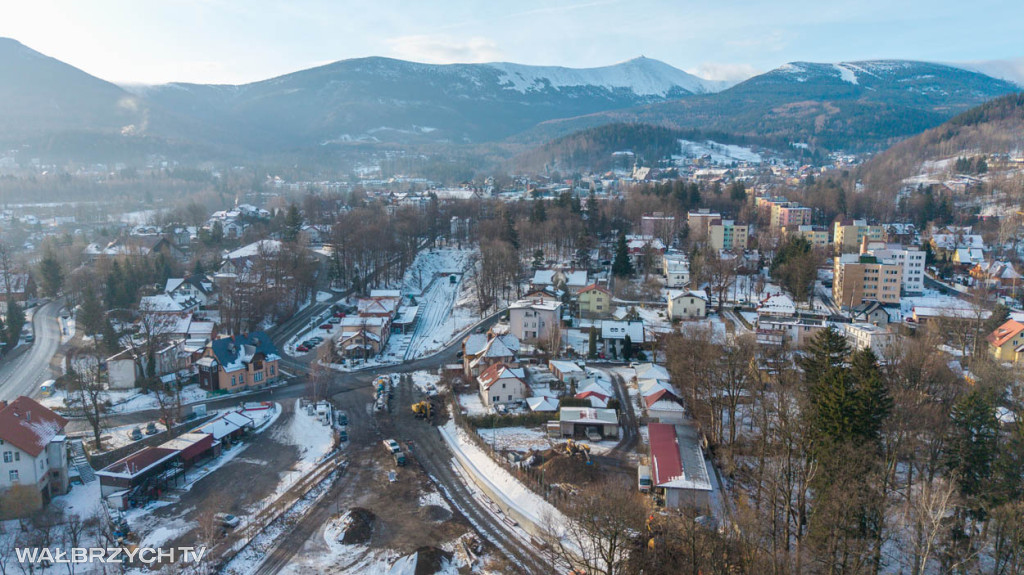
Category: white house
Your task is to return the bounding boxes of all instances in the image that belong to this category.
[843,323,898,358]
[509,299,563,343]
[0,397,70,510]
[477,363,529,407]
[601,320,645,358]
[667,290,708,320]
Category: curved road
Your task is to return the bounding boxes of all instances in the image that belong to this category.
[0,299,63,403]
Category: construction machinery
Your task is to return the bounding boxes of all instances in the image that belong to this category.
[563,439,592,464]
[411,401,434,420]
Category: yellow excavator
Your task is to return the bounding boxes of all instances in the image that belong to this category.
[411,401,434,420]
[563,439,592,464]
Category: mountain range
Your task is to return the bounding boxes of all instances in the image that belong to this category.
[0,37,1019,159]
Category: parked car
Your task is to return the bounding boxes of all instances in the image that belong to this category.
[333,311,346,318]
[339,428,348,442]
[310,337,324,344]
[145,422,158,435]
[586,428,603,442]
[383,439,400,454]
[23,334,34,343]
[320,324,333,330]
[296,345,309,353]
[214,513,240,528]
[337,412,348,426]
[329,317,342,324]
[129,427,143,441]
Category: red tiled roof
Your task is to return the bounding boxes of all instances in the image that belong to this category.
[99,447,178,477]
[0,397,68,457]
[649,422,682,487]
[644,388,678,409]
[578,283,611,295]
[988,319,1024,347]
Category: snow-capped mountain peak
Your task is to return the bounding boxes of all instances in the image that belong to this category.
[484,57,728,96]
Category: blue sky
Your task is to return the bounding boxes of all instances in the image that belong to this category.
[2,0,1022,85]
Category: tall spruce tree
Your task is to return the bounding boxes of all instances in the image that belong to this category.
[612,232,633,277]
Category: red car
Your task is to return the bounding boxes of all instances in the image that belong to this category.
[296,345,310,352]
[333,312,346,318]
[320,323,333,330]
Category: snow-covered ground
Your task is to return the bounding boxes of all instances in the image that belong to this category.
[458,393,489,416]
[440,420,568,531]
[403,249,478,359]
[40,383,210,414]
[675,139,762,165]
[477,426,554,452]
[271,399,336,488]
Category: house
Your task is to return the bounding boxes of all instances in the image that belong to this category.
[195,332,281,392]
[601,320,645,358]
[509,299,563,343]
[662,256,691,289]
[0,272,36,303]
[575,379,615,408]
[106,339,186,390]
[477,363,529,407]
[165,276,216,308]
[988,319,1024,363]
[648,422,712,509]
[577,284,612,318]
[526,396,560,412]
[0,397,69,511]
[851,300,890,325]
[557,407,619,439]
[531,269,588,294]
[626,236,666,270]
[952,248,985,267]
[140,293,199,317]
[462,331,520,377]
[843,323,897,358]
[335,316,391,358]
[971,261,1022,290]
[667,290,708,320]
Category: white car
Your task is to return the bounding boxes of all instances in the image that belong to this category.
[214,513,240,528]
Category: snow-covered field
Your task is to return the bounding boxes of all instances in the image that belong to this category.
[272,399,336,488]
[476,426,554,452]
[40,383,210,414]
[458,393,489,416]
[675,139,762,165]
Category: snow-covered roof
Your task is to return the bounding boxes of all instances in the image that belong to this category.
[601,320,645,342]
[549,360,583,374]
[634,362,670,381]
[559,407,618,424]
[527,396,560,412]
[532,269,556,285]
[0,397,67,457]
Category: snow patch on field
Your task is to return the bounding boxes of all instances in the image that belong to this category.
[676,139,762,165]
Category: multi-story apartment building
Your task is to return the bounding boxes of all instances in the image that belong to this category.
[833,254,903,307]
[862,242,925,294]
[783,225,830,249]
[708,219,749,251]
[833,219,884,253]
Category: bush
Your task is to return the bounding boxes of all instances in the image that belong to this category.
[465,411,556,430]
[559,397,591,408]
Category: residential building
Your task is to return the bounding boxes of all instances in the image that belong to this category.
[462,331,520,377]
[577,284,612,318]
[0,272,36,303]
[601,320,645,358]
[833,219,884,253]
[626,236,666,271]
[707,219,748,251]
[0,397,69,511]
[477,363,529,406]
[509,299,563,343]
[667,290,708,320]
[862,242,926,293]
[770,202,812,230]
[988,319,1024,363]
[686,210,721,240]
[335,316,391,358]
[195,332,281,392]
[971,261,1023,290]
[844,323,898,358]
[648,422,712,509]
[783,225,829,249]
[851,300,891,325]
[641,212,678,239]
[833,254,903,307]
[662,254,691,289]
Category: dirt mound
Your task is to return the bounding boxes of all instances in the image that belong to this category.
[342,508,376,544]
[414,546,453,575]
[536,452,598,484]
[420,505,452,523]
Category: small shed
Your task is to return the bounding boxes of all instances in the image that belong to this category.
[558,407,619,439]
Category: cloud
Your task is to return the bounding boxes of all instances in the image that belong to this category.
[385,35,502,64]
[688,62,762,83]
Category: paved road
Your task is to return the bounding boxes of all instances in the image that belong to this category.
[0,299,63,403]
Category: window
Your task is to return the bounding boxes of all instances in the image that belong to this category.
[231,375,236,386]
[14,452,18,462]
[9,470,18,483]
[270,365,275,376]
[2,451,11,463]
[255,372,263,383]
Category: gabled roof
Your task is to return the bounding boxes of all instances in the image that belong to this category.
[988,319,1024,347]
[0,397,67,457]
[601,320,645,342]
[577,283,611,296]
[526,396,560,412]
[477,363,526,390]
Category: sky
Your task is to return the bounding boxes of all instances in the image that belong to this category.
[1,0,1022,85]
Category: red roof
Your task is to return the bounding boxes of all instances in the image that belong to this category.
[988,319,1024,347]
[644,388,678,409]
[649,423,682,486]
[578,283,611,296]
[0,397,68,457]
[99,446,178,477]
